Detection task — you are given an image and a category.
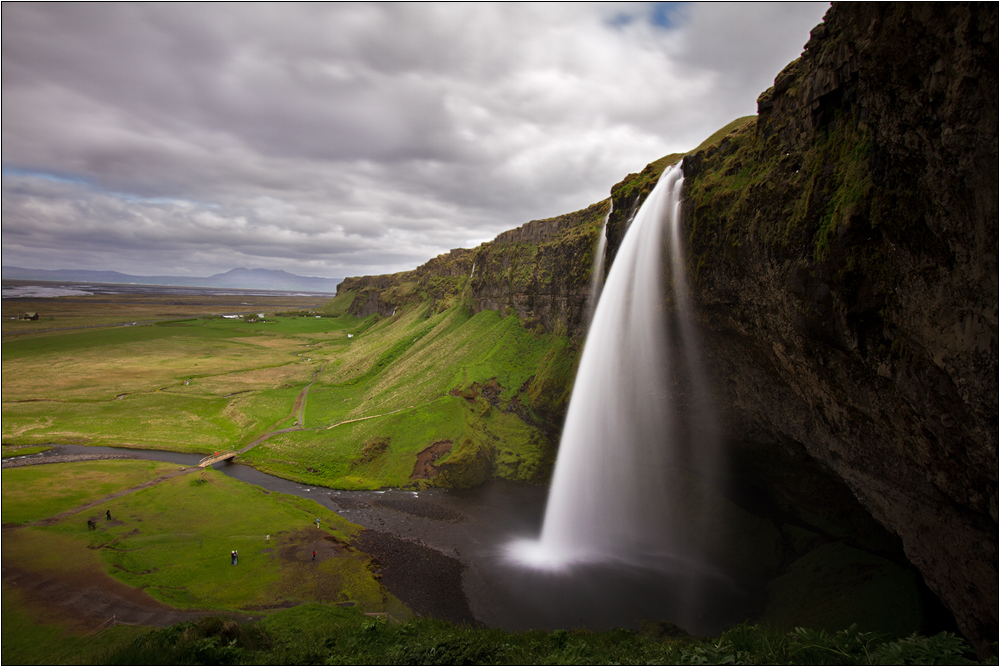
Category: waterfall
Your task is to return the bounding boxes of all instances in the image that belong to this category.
[509,163,713,571]
[584,199,612,325]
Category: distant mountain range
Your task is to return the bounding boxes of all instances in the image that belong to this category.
[2,266,342,293]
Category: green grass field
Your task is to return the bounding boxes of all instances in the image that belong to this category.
[1,458,408,665]
[3,462,400,612]
[2,459,179,524]
[3,288,573,489]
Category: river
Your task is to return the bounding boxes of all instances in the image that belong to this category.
[6,444,755,635]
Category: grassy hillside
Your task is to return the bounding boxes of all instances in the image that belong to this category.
[2,291,573,489]
[243,303,576,489]
[2,462,401,613]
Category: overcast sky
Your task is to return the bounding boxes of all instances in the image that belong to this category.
[2,2,829,280]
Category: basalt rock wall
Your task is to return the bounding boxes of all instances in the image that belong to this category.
[468,201,608,338]
[337,202,609,340]
[338,248,476,319]
[652,2,996,655]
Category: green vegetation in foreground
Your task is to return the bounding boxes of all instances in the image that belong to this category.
[2,461,405,616]
[91,606,986,666]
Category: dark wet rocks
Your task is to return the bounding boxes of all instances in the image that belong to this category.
[327,495,370,511]
[350,530,477,626]
[373,498,466,523]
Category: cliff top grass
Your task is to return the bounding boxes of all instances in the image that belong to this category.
[692,115,757,154]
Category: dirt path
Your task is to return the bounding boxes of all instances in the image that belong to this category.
[234,361,328,455]
[324,404,417,430]
[25,466,200,527]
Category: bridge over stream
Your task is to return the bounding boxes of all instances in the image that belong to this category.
[198,451,237,467]
[198,360,329,469]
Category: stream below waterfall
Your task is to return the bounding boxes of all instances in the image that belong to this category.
[6,444,757,635]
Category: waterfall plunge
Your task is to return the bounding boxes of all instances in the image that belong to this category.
[509,163,716,572]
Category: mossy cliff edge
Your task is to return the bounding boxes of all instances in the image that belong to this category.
[338,201,610,341]
[626,3,995,656]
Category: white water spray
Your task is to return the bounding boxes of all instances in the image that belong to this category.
[509,163,713,572]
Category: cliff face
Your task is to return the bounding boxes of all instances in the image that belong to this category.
[338,201,609,340]
[667,3,996,654]
[468,201,608,338]
[338,247,476,319]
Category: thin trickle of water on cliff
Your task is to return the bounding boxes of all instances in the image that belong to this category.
[584,200,612,325]
[508,163,718,573]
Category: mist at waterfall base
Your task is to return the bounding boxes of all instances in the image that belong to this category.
[499,164,751,634]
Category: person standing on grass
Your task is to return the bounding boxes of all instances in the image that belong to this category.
[231,550,236,565]
[234,550,238,565]
[316,517,321,529]
[106,509,111,520]
[312,550,317,561]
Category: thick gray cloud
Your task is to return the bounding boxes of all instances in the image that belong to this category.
[2,2,829,279]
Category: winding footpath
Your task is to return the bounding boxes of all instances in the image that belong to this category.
[235,360,328,455]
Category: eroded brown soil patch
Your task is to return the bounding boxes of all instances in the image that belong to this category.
[2,561,210,628]
[269,528,356,604]
[410,440,452,480]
